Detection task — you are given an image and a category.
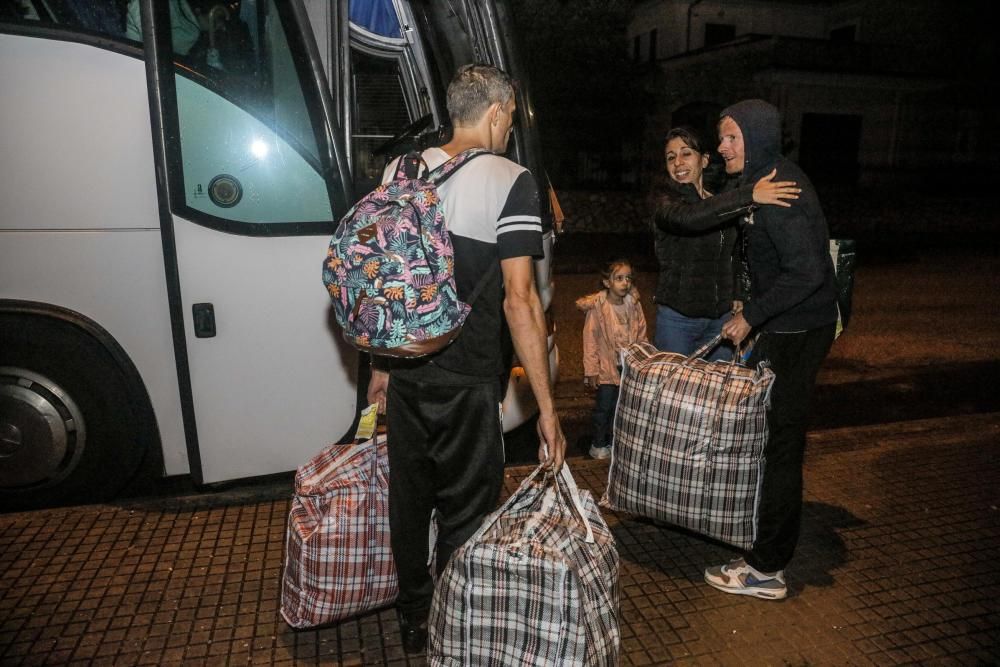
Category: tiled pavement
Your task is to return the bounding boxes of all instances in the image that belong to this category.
[2,413,998,666]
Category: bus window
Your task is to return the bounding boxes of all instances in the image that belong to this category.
[350,48,412,193]
[1,0,127,41]
[167,0,343,229]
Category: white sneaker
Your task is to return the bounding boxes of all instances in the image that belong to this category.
[704,558,787,600]
[589,444,611,460]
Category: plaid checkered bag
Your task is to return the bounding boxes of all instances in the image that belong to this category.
[280,435,396,628]
[602,338,775,550]
[428,464,620,666]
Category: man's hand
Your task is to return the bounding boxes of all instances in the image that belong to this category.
[732,300,744,314]
[583,375,599,390]
[753,168,800,207]
[502,255,565,472]
[367,368,389,414]
[536,410,567,472]
[722,312,752,345]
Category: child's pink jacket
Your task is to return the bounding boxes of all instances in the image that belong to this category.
[577,288,648,386]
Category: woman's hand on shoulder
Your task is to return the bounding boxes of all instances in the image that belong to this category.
[752,168,800,207]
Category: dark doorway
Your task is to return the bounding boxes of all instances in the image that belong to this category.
[799,113,862,185]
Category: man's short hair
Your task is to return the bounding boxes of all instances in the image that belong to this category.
[447,64,515,127]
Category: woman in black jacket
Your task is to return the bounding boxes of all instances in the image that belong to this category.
[652,126,798,359]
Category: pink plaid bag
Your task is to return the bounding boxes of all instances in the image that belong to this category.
[280,436,397,628]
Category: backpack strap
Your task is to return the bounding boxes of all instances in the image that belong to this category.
[425,148,492,187]
[432,147,499,306]
[415,146,500,307]
[394,151,427,180]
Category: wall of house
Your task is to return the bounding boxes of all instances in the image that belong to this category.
[628,1,688,60]
[627,1,999,187]
[628,0,831,61]
[685,1,827,49]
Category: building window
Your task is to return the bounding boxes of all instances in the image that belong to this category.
[704,23,736,48]
[830,24,857,42]
[648,28,657,62]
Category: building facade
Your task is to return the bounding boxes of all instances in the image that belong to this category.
[629,0,995,188]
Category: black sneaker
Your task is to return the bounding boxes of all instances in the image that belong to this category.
[399,613,428,654]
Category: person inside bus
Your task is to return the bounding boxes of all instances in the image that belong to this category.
[366,64,567,654]
[125,0,202,56]
[125,0,251,79]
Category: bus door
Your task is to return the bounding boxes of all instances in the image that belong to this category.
[142,0,355,484]
[320,0,559,429]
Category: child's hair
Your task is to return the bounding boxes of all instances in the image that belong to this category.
[600,258,632,288]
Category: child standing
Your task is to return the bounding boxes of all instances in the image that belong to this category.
[577,259,648,459]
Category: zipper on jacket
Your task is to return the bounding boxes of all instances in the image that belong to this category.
[715,230,724,308]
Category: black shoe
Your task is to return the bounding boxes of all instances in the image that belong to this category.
[399,615,428,654]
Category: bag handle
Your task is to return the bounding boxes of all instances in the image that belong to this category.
[469,463,595,546]
[468,465,546,544]
[554,465,595,544]
[682,334,742,367]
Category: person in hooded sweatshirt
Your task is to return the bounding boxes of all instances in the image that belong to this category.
[693,99,839,600]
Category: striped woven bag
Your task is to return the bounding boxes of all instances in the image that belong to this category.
[429,464,620,666]
[280,435,397,628]
[602,338,775,549]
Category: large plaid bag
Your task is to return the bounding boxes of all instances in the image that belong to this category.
[429,465,620,666]
[602,339,775,550]
[280,436,396,628]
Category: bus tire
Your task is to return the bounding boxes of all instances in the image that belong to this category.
[0,314,149,511]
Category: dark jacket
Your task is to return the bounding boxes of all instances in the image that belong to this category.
[651,177,755,318]
[720,100,838,332]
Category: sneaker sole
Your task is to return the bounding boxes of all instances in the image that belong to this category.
[704,575,787,600]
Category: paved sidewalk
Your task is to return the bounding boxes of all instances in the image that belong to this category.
[2,414,998,666]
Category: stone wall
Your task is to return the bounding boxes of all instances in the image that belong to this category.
[555,189,651,234]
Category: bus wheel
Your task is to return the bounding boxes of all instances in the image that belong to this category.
[0,316,148,511]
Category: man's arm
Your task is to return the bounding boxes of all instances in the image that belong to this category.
[654,183,755,234]
[502,256,566,470]
[655,169,799,234]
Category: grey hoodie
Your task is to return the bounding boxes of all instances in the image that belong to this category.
[720,100,838,332]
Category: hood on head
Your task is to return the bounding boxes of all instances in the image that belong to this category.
[719,99,781,181]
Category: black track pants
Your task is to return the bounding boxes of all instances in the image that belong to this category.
[385,371,505,620]
[744,324,835,573]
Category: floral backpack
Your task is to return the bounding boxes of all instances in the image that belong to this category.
[323,148,492,357]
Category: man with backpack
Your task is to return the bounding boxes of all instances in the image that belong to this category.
[366,64,566,653]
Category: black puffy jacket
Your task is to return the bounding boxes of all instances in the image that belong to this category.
[651,179,755,319]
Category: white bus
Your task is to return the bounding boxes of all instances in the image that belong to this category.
[0,0,558,510]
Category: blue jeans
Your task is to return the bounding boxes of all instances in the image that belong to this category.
[591,384,619,448]
[654,304,734,361]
